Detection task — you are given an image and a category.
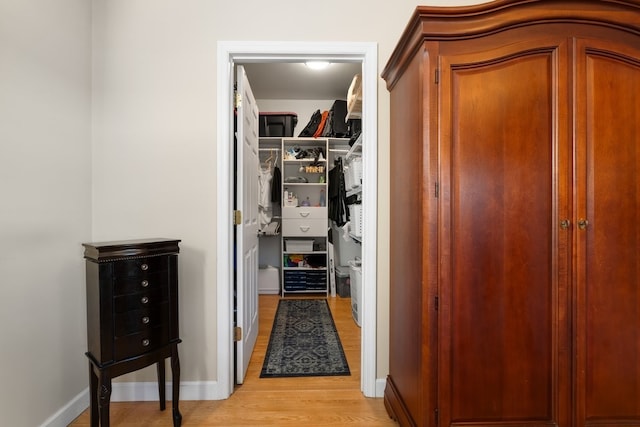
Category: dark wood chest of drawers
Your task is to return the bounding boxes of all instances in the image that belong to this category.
[83,238,182,427]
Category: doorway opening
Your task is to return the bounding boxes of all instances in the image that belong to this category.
[216,41,378,398]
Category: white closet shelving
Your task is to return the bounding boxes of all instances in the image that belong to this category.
[281,138,330,296]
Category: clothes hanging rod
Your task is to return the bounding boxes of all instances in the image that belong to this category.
[259,148,281,151]
[329,149,350,153]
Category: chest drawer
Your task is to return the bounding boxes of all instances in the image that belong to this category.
[113,324,170,360]
[113,256,169,279]
[113,271,168,296]
[113,284,169,313]
[282,207,327,219]
[114,302,169,337]
[282,219,327,237]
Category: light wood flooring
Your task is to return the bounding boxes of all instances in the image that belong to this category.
[70,294,397,426]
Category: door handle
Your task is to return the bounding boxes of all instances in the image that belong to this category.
[299,226,310,232]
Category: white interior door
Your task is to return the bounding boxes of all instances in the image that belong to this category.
[235,65,260,384]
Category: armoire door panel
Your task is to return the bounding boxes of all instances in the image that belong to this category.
[576,38,640,426]
[386,50,436,427]
[439,42,570,426]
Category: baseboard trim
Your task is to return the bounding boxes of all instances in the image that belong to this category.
[41,381,223,427]
[111,379,384,401]
[111,380,223,401]
[39,388,89,427]
[375,377,387,398]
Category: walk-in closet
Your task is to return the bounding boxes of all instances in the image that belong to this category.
[240,61,364,326]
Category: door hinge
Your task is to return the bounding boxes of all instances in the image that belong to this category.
[435,408,439,426]
[435,68,440,84]
[435,182,439,198]
[435,296,439,311]
[235,92,242,109]
[233,326,242,342]
[233,210,242,225]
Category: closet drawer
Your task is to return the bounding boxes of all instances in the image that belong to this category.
[282,207,327,219]
[282,219,327,237]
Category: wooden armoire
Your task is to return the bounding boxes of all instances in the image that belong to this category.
[382,1,640,426]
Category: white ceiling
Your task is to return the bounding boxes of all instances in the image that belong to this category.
[240,62,362,100]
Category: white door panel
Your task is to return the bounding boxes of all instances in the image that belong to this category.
[235,65,259,384]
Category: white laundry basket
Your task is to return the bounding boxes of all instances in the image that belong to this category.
[258,265,280,295]
[349,204,363,237]
[349,260,362,327]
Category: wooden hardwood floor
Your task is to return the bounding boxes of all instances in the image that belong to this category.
[70,294,396,426]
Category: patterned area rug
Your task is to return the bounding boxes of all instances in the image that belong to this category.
[260,299,351,378]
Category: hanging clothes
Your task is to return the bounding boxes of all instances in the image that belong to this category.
[271,164,281,204]
[328,158,349,226]
[258,166,273,229]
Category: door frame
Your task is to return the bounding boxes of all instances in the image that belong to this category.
[216,40,379,398]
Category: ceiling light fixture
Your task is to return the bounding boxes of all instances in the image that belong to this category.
[305,61,330,70]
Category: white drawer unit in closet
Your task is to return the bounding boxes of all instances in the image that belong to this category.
[282,218,328,237]
[280,137,329,296]
[282,207,327,219]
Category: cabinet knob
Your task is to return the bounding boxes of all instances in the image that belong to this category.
[141,280,149,288]
[142,316,150,324]
[560,219,571,230]
[141,263,149,271]
[142,339,150,347]
[141,296,149,304]
[578,218,589,230]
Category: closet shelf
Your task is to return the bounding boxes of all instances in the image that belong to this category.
[347,186,362,198]
[349,233,362,243]
[283,182,326,186]
[283,250,327,255]
[345,134,362,160]
[283,159,327,163]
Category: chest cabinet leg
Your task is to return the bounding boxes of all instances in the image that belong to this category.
[88,362,98,426]
[157,360,166,411]
[97,371,111,427]
[171,345,182,427]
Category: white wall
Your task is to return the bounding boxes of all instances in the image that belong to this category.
[90,0,489,388]
[0,0,491,424]
[0,0,92,426]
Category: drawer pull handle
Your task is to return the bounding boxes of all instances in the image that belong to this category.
[141,280,149,288]
[142,339,150,347]
[141,263,149,271]
[299,226,310,232]
[300,212,310,217]
[141,296,149,304]
[142,316,150,324]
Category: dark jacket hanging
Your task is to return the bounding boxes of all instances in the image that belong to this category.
[328,158,349,226]
[271,165,281,204]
